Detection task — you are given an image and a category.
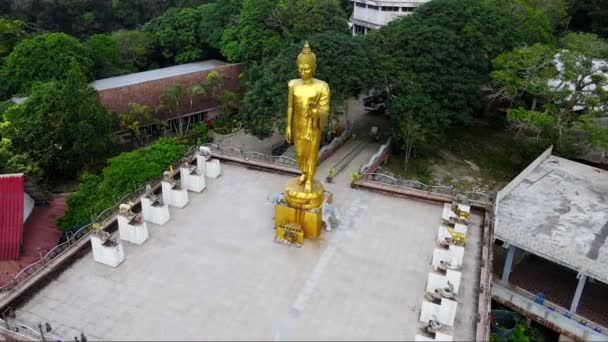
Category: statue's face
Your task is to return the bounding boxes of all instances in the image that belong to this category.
[298,62,314,80]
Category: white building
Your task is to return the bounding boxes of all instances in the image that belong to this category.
[350,0,429,35]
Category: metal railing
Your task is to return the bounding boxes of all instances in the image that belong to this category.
[0,145,202,294]
[0,317,64,341]
[359,172,492,202]
[203,143,298,168]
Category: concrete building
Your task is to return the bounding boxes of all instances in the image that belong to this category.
[493,147,608,340]
[349,0,429,35]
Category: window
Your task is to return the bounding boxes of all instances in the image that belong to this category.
[368,5,379,10]
[355,2,366,8]
[402,7,416,12]
[381,6,399,11]
[354,24,367,35]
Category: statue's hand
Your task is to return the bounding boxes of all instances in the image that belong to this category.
[286,126,292,144]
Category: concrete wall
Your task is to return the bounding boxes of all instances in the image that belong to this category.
[23,192,34,223]
[359,137,392,174]
[97,63,242,119]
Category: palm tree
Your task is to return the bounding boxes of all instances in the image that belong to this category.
[159,82,185,136]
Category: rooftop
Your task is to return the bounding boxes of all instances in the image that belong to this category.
[14,163,481,340]
[91,60,229,91]
[495,150,608,284]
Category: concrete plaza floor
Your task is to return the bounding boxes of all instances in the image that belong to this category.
[15,163,480,341]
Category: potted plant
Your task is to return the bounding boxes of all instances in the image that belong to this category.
[350,171,360,188]
[326,168,335,182]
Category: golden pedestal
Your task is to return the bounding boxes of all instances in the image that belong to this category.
[284,178,325,210]
[275,191,333,240]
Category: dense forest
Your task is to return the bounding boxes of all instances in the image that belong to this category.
[0,0,607,229]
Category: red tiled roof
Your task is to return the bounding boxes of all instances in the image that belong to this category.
[0,174,24,261]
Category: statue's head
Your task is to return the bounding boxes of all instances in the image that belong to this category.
[297,41,316,80]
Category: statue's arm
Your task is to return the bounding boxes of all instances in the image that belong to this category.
[286,80,295,143]
[318,82,330,131]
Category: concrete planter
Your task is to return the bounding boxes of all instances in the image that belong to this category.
[90,232,125,268]
[180,166,206,193]
[118,214,149,245]
[141,196,170,225]
[161,180,189,208]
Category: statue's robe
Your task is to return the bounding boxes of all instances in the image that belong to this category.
[287,78,330,178]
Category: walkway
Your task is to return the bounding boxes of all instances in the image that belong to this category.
[0,197,65,287]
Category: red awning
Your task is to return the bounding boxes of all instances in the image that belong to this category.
[0,174,24,260]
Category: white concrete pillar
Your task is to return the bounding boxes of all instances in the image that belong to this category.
[569,274,587,313]
[161,180,189,208]
[180,166,206,193]
[205,159,222,178]
[117,214,149,245]
[502,244,516,284]
[90,233,125,268]
[141,196,170,225]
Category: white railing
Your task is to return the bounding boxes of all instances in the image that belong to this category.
[0,317,64,341]
[358,172,492,202]
[203,143,299,168]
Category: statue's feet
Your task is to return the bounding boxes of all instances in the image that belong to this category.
[297,174,306,185]
[304,180,312,192]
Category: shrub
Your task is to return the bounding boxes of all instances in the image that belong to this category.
[189,122,212,145]
[57,138,187,230]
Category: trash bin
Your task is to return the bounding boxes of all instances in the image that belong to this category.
[491,309,518,341]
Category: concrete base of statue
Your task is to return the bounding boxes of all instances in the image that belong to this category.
[141,196,170,225]
[161,180,189,208]
[275,191,333,240]
[117,214,149,245]
[204,159,222,178]
[91,233,125,268]
[180,166,206,193]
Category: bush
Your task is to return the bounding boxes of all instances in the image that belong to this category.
[189,122,212,145]
[211,114,240,135]
[57,138,187,230]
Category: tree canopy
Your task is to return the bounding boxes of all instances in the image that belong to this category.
[0,32,94,99]
[143,7,207,65]
[240,32,374,138]
[197,0,243,52]
[366,0,554,166]
[221,0,349,64]
[0,19,29,62]
[490,32,608,156]
[1,60,115,180]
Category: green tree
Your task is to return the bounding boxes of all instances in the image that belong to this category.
[87,34,131,78]
[490,33,608,155]
[118,103,158,146]
[0,32,94,99]
[221,0,349,63]
[112,0,212,28]
[143,7,206,65]
[569,0,608,38]
[366,0,554,166]
[0,19,29,61]
[240,32,373,138]
[197,0,243,51]
[530,0,570,34]
[159,82,188,136]
[2,60,115,180]
[58,138,187,230]
[111,30,156,71]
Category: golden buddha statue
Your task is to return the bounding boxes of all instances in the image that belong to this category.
[284,41,330,209]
